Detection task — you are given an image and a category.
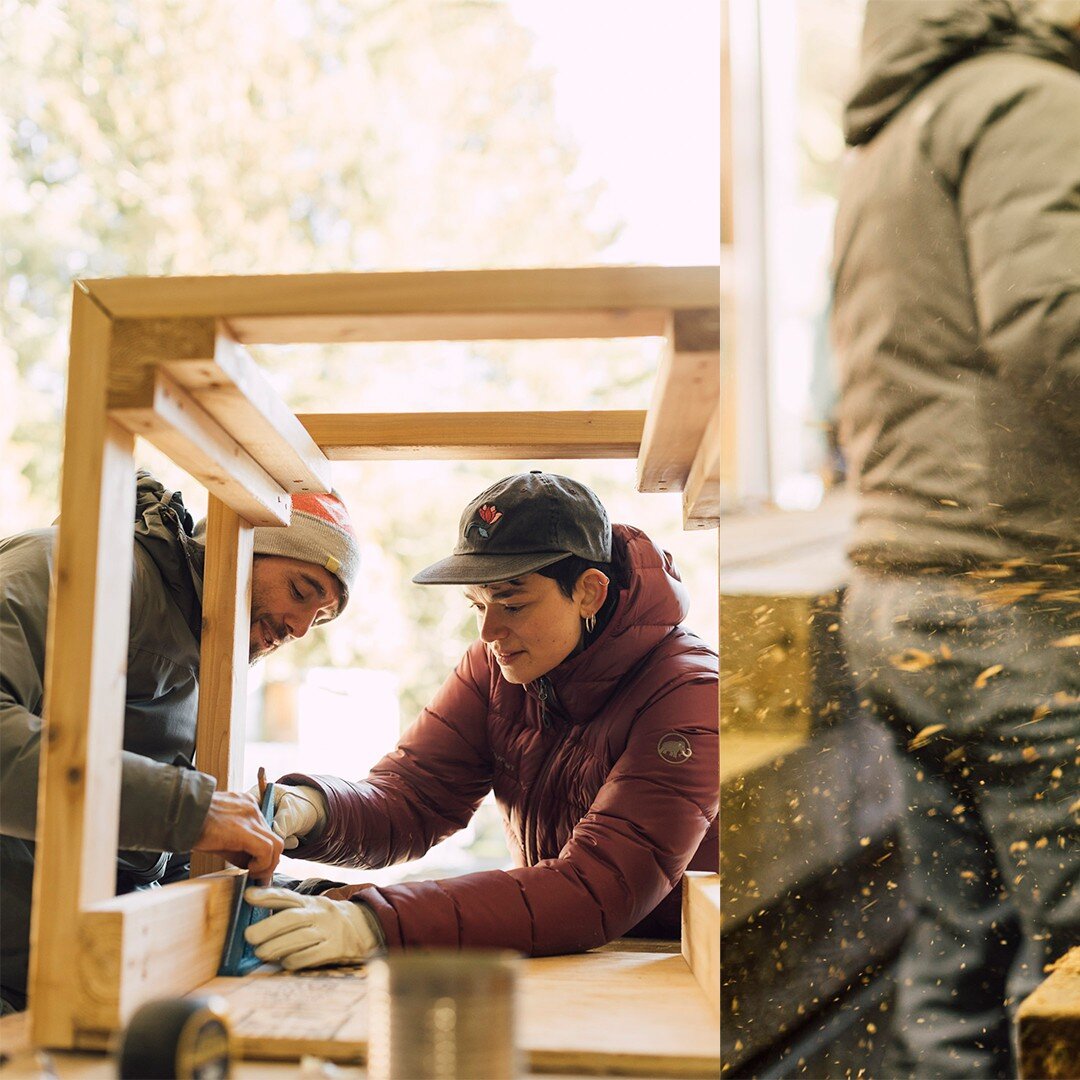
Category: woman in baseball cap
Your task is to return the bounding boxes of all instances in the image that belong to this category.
[245,472,718,969]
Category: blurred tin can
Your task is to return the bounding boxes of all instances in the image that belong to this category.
[366,950,521,1080]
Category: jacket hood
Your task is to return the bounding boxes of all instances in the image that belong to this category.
[845,0,1080,145]
[540,523,693,722]
[133,470,206,640]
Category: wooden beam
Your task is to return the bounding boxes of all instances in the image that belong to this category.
[637,309,721,494]
[298,410,645,460]
[108,316,217,412]
[164,328,331,494]
[29,290,136,1047]
[1018,947,1080,1079]
[191,499,253,878]
[107,318,330,496]
[76,874,241,1035]
[111,370,291,526]
[683,403,721,530]
[228,309,671,345]
[82,266,721,325]
[192,950,719,1074]
[681,873,720,1017]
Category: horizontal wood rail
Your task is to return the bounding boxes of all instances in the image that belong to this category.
[111,369,291,526]
[297,409,646,460]
[82,265,719,325]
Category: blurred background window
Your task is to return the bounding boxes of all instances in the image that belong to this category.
[726,0,865,510]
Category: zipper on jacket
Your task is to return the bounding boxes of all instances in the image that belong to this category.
[524,677,564,864]
[536,677,551,728]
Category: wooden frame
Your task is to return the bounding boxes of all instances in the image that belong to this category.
[29,265,720,1051]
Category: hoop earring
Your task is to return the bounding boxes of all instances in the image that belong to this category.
[584,614,597,634]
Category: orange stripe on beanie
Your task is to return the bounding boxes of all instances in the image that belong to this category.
[252,490,360,606]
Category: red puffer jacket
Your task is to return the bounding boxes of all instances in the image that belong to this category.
[284,524,718,955]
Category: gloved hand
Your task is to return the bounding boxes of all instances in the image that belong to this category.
[247,782,328,849]
[243,887,380,970]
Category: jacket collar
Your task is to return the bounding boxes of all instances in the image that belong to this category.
[527,524,690,724]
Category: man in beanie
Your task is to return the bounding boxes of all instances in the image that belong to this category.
[237,471,718,969]
[0,470,360,1014]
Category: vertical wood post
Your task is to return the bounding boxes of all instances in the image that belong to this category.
[29,290,136,1046]
[190,497,254,877]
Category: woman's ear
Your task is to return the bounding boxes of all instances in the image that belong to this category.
[575,569,610,617]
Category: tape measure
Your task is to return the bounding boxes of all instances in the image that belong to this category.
[118,996,232,1079]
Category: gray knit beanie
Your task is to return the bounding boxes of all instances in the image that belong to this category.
[253,490,360,608]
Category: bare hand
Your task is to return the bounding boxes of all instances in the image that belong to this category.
[193,790,284,883]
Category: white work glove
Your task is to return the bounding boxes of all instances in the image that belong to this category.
[243,887,380,970]
[247,782,328,850]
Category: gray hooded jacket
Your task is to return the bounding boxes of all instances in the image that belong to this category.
[832,0,1080,571]
[0,472,215,1008]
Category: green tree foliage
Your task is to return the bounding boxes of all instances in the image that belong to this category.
[2,0,717,734]
[1,0,608,520]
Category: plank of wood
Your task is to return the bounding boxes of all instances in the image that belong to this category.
[82,266,720,324]
[637,309,721,494]
[76,874,242,1035]
[191,499,253,878]
[681,873,720,1017]
[163,329,331,495]
[192,951,719,1076]
[1018,947,1080,1080]
[29,290,137,1049]
[683,402,721,529]
[107,316,217,413]
[298,410,645,460]
[519,954,719,1077]
[111,370,291,526]
[228,310,672,345]
[718,732,807,784]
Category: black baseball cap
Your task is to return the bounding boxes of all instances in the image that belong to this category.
[412,471,612,585]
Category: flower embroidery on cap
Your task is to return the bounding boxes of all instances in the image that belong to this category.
[466,504,502,539]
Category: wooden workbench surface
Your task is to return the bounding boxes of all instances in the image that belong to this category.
[1,943,718,1079]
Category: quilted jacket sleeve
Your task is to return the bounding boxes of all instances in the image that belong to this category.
[951,62,1080,438]
[283,643,495,868]
[0,532,214,852]
[318,673,718,956]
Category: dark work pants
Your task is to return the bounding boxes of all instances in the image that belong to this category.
[843,567,1079,1080]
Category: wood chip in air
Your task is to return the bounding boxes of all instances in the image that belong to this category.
[1051,634,1080,648]
[974,664,1003,689]
[890,648,936,672]
[908,724,946,750]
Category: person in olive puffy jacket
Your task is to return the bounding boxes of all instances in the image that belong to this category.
[832,2,1080,1077]
[0,472,359,1013]
[244,472,718,968]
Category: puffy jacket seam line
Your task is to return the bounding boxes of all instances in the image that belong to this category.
[564,839,635,900]
[555,860,612,941]
[607,772,714,809]
[450,664,489,710]
[626,674,719,716]
[420,707,492,765]
[434,879,466,947]
[508,871,540,954]
[582,813,692,882]
[366,768,487,839]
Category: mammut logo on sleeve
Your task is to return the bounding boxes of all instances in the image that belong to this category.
[658,733,693,764]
